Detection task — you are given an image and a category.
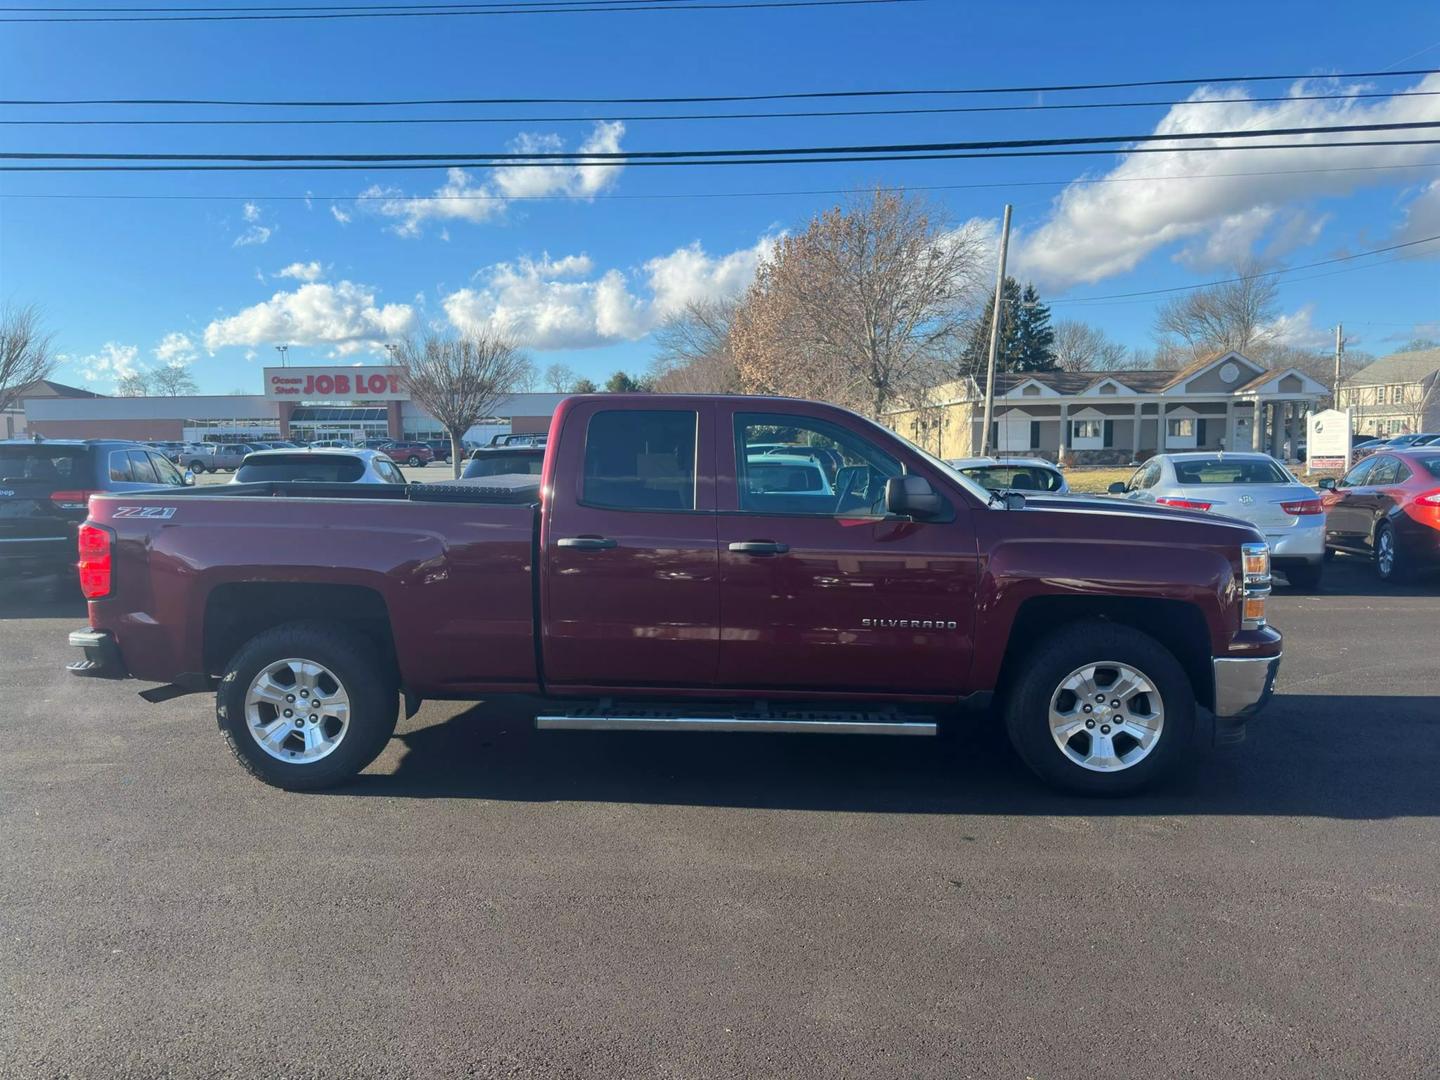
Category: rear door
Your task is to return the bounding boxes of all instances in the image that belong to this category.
[540,400,720,690]
[1322,456,1378,549]
[715,405,979,696]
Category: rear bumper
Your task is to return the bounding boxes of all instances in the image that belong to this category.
[1262,524,1325,562]
[0,536,72,575]
[67,628,130,680]
[1212,651,1281,732]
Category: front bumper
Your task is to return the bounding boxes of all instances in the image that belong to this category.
[1211,652,1281,743]
[67,628,130,680]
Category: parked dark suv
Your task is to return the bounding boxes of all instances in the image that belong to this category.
[0,439,191,591]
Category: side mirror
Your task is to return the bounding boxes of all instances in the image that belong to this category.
[1317,477,1336,490]
[1107,481,1128,495]
[183,470,196,487]
[885,474,943,519]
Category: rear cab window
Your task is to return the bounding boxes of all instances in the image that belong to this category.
[236,454,367,483]
[581,410,698,511]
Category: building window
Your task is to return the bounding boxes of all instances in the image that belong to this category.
[1072,419,1101,439]
[1167,418,1196,438]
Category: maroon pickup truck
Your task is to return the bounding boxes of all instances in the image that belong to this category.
[66,394,1282,795]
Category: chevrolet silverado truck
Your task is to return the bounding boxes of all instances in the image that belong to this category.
[66,394,1282,795]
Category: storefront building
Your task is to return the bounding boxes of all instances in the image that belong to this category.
[22,365,565,445]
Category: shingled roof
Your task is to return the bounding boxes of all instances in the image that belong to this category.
[1342,348,1440,387]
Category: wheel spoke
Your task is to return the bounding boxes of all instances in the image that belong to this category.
[248,672,291,708]
[253,716,293,756]
[1052,717,1087,743]
[1085,732,1123,770]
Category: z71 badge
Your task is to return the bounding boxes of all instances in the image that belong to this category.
[112,506,177,519]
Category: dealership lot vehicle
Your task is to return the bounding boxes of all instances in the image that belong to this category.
[231,448,407,485]
[461,443,545,478]
[1319,450,1440,582]
[0,439,190,589]
[1110,452,1325,589]
[381,440,435,467]
[69,394,1281,796]
[184,442,257,473]
[948,456,1070,494]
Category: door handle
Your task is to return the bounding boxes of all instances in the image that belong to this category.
[557,536,617,551]
[728,540,789,555]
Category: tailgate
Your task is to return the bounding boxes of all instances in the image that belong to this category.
[0,445,91,549]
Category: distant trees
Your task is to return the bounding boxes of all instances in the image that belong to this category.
[1154,259,1280,361]
[958,277,1058,379]
[543,362,578,393]
[650,298,741,394]
[0,304,57,417]
[114,372,150,397]
[1053,320,1129,372]
[571,377,598,394]
[150,362,199,396]
[604,370,653,393]
[393,328,532,478]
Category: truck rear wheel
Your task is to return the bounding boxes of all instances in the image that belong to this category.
[215,622,397,791]
[1004,621,1194,796]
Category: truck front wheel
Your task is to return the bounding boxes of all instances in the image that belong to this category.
[215,622,398,791]
[1004,621,1195,796]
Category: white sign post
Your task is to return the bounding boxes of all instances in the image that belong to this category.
[1306,407,1352,475]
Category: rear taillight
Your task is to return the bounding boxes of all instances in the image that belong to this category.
[1279,499,1324,516]
[1416,489,1440,507]
[76,523,114,599]
[1156,497,1213,511]
[51,489,97,510]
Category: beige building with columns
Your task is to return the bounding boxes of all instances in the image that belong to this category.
[888,351,1328,465]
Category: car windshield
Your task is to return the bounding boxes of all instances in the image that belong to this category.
[0,445,88,483]
[1172,457,1290,485]
[960,464,1063,493]
[235,454,366,483]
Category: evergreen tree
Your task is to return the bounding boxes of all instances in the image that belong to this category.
[959,276,1022,382]
[1013,282,1056,371]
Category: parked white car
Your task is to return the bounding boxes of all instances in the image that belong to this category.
[744,453,834,496]
[946,456,1069,494]
[1109,452,1325,589]
[230,448,407,485]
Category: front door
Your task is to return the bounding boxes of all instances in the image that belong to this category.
[715,406,979,697]
[540,400,720,690]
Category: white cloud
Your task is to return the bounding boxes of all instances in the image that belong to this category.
[360,121,625,237]
[233,201,273,247]
[153,331,197,365]
[1265,304,1335,351]
[1011,74,1440,288]
[203,280,417,355]
[443,235,775,350]
[330,204,352,226]
[1394,179,1440,249]
[276,260,324,282]
[68,342,141,385]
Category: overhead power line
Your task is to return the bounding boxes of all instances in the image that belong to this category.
[5,89,1434,127]
[8,139,1440,171]
[9,119,1439,164]
[1050,234,1440,305]
[0,0,918,22]
[4,160,1436,201]
[5,67,1437,107]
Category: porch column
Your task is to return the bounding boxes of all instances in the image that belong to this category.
[1059,402,1069,462]
[1224,399,1234,451]
[1282,403,1294,459]
[1159,405,1168,451]
[1131,402,1142,458]
[1250,402,1263,451]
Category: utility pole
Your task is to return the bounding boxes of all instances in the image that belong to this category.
[1332,322,1344,400]
[274,343,289,368]
[978,203,1013,457]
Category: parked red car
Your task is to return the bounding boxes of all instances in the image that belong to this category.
[381,442,434,467]
[1319,449,1440,582]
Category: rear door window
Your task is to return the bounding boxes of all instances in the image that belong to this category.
[1367,457,1399,486]
[1339,457,1377,488]
[108,451,134,482]
[127,450,160,484]
[582,410,697,511]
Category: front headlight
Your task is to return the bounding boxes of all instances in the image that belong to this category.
[1240,541,1271,629]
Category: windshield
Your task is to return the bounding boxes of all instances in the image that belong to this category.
[959,464,1064,493]
[1172,457,1291,485]
[0,445,89,484]
[865,420,999,505]
[235,454,366,483]
[464,450,545,478]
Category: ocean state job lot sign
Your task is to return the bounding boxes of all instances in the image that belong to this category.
[1307,407,1352,473]
[263,366,408,401]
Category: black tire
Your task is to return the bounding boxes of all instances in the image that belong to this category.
[1003,621,1195,796]
[1374,522,1409,583]
[407,455,422,467]
[215,621,398,791]
[188,461,206,474]
[1283,563,1323,591]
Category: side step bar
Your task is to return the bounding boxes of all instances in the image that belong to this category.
[536,713,936,736]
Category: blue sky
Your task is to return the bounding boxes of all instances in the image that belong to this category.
[1,0,1438,395]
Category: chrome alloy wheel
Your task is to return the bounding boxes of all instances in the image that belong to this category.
[1377,528,1396,577]
[1047,661,1165,773]
[244,657,351,764]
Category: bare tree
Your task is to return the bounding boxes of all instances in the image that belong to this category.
[393,329,531,477]
[1399,371,1440,434]
[150,361,198,396]
[1053,319,1129,372]
[650,298,741,393]
[114,371,151,397]
[543,362,577,393]
[730,187,987,417]
[0,304,57,418]
[1154,259,1281,360]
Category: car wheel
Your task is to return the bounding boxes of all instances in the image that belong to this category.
[1004,621,1194,796]
[1374,523,1408,583]
[1284,563,1323,591]
[189,461,206,474]
[407,455,422,467]
[215,621,398,791]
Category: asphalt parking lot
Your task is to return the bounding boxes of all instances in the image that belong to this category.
[2,557,1437,1079]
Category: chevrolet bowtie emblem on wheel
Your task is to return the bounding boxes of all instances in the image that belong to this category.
[861,618,959,630]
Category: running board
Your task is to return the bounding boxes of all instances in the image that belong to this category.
[536,710,936,736]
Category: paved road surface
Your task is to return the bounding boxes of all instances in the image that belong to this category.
[2,558,1436,1078]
